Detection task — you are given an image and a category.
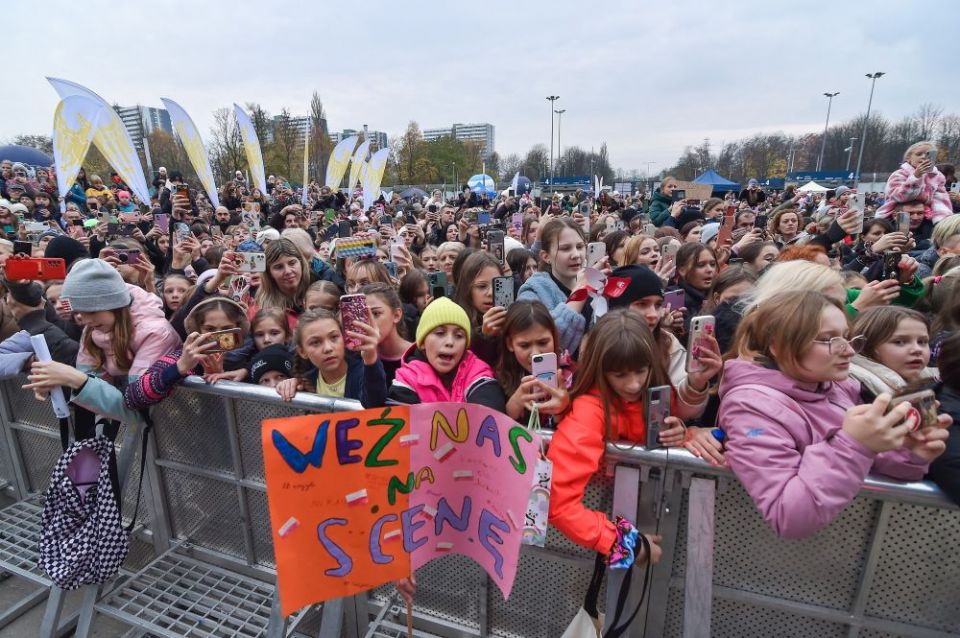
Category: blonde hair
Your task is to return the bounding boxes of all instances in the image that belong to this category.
[932,214,960,250]
[280,228,316,261]
[903,141,937,162]
[740,261,843,312]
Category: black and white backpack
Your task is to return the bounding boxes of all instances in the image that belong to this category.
[38,433,130,589]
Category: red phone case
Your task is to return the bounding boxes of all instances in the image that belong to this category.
[5,257,66,281]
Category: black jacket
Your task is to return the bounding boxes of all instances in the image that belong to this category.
[928,385,960,507]
[18,309,79,366]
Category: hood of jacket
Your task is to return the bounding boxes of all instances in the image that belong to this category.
[393,343,494,403]
[78,284,175,378]
[848,355,938,399]
[719,358,860,416]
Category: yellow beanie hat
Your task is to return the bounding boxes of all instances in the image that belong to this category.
[415,297,472,348]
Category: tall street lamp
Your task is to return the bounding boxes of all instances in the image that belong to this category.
[854,73,884,188]
[816,92,839,172]
[554,108,566,176]
[546,95,559,185]
[844,137,858,173]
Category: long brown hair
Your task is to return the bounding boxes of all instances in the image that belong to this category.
[496,300,559,397]
[537,217,585,274]
[256,238,310,311]
[731,290,846,381]
[852,306,929,362]
[83,306,135,372]
[570,310,670,442]
[452,251,502,327]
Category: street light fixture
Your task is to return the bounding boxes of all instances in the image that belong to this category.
[854,73,885,188]
[546,95,559,185]
[554,109,566,176]
[816,92,839,172]
[844,137,858,173]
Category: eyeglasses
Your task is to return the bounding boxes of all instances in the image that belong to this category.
[812,335,865,355]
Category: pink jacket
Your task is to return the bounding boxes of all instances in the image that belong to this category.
[875,162,952,222]
[392,345,495,403]
[76,284,183,381]
[717,359,928,539]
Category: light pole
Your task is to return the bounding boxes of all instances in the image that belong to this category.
[854,73,884,188]
[554,109,566,176]
[546,95,559,185]
[816,92,839,172]
[644,162,656,195]
[844,137,858,173]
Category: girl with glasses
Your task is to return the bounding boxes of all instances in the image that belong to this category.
[718,290,949,539]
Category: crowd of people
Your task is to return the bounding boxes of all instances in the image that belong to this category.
[1,138,960,584]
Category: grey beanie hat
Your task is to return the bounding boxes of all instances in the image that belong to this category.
[60,259,131,312]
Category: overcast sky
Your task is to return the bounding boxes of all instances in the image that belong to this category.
[4,0,955,175]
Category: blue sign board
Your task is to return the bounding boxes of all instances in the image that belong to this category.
[542,176,591,186]
[786,171,854,182]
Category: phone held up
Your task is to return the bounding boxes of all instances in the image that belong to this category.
[686,315,715,373]
[339,294,369,350]
[645,385,671,450]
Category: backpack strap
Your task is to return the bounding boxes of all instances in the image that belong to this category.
[605,533,653,638]
[123,410,153,533]
[58,416,70,452]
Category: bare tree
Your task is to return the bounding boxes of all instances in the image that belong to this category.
[209,107,245,184]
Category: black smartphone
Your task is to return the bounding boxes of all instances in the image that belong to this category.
[882,251,902,280]
[13,240,32,256]
[338,220,352,238]
[754,215,768,230]
[380,214,393,228]
[645,385,671,450]
[672,189,686,202]
[427,272,448,299]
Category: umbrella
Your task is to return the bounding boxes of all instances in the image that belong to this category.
[468,174,496,195]
[399,187,428,200]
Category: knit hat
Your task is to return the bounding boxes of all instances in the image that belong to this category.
[748,179,758,187]
[61,259,131,312]
[607,265,664,309]
[249,345,294,384]
[44,236,90,269]
[4,279,43,307]
[415,297,471,348]
[835,186,851,198]
[700,222,721,245]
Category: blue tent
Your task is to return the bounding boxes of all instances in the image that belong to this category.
[694,169,740,193]
[0,144,53,168]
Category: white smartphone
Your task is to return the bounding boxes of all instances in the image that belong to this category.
[686,315,716,374]
[493,276,514,308]
[531,352,558,389]
[587,242,606,268]
[235,252,266,273]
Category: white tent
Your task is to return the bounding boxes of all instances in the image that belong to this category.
[797,181,830,193]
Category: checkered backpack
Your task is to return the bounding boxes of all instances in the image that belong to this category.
[38,434,129,589]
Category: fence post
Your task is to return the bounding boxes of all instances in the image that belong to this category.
[683,477,716,638]
[605,464,641,636]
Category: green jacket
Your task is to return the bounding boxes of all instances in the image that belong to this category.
[845,276,925,317]
[649,190,673,226]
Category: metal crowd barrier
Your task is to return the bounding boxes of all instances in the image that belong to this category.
[0,377,958,637]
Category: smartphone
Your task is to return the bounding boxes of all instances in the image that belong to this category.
[531,352,558,389]
[427,271,448,299]
[339,293,369,350]
[205,327,243,353]
[235,252,267,273]
[849,193,865,212]
[493,275,514,308]
[4,257,66,281]
[175,184,190,198]
[478,211,491,226]
[927,148,938,165]
[13,240,32,256]
[106,222,119,236]
[754,215,768,230]
[578,202,591,216]
[616,220,626,231]
[662,242,680,260]
[338,220,352,238]
[512,212,523,234]
[717,211,735,246]
[114,249,141,265]
[118,212,139,224]
[896,211,911,234]
[118,223,138,237]
[384,260,397,277]
[645,385,671,450]
[487,230,505,265]
[663,289,685,311]
[380,214,393,228]
[587,242,606,268]
[889,388,938,432]
[672,189,686,202]
[882,251,902,280]
[642,223,657,237]
[24,222,47,234]
[686,315,716,373]
[155,213,169,234]
[324,208,337,224]
[174,222,191,242]
[71,218,86,227]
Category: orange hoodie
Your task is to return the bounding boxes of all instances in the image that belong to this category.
[547,390,652,555]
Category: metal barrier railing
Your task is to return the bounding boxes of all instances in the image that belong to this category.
[1,377,959,637]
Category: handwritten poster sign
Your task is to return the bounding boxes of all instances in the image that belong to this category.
[262,403,541,616]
